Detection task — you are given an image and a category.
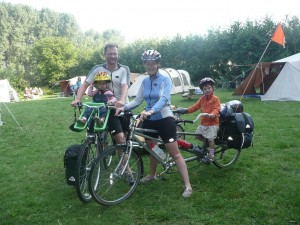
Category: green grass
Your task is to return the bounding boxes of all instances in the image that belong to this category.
[0,91,299,225]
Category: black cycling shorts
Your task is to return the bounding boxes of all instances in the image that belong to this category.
[107,109,130,136]
[142,117,177,143]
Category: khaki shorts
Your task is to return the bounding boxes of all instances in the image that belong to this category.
[195,125,219,140]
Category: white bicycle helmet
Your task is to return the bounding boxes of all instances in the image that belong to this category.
[141,50,161,62]
[199,77,215,90]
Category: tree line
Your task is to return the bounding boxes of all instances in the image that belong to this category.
[1,2,300,92]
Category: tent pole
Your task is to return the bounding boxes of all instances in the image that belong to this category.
[0,103,4,126]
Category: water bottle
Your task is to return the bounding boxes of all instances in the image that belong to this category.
[152,145,166,160]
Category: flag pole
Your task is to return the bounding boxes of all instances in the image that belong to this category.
[239,39,272,102]
[239,23,285,101]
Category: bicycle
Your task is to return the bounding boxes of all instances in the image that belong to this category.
[88,110,241,206]
[71,102,114,203]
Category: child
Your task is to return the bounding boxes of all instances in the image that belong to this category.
[178,77,220,161]
[77,72,116,126]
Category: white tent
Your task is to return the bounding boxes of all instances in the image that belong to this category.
[128,74,147,97]
[261,53,300,101]
[0,79,19,102]
[128,68,193,97]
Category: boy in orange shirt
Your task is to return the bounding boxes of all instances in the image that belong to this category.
[179,77,220,161]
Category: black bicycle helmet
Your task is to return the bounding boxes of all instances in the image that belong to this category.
[199,77,215,90]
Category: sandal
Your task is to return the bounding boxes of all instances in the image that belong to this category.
[182,186,192,198]
[139,175,156,184]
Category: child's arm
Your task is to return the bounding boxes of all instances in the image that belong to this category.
[175,98,202,114]
[209,97,221,118]
[87,84,98,97]
[187,98,202,114]
[105,90,117,105]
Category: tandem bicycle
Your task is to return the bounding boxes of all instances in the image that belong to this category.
[87,109,241,206]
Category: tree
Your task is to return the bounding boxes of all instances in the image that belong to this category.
[32,37,78,85]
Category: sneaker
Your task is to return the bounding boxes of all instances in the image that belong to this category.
[126,173,135,186]
[139,175,156,184]
[76,118,87,124]
[182,186,192,198]
[201,155,212,164]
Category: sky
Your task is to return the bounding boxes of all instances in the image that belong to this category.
[2,0,299,43]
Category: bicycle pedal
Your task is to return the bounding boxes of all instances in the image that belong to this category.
[201,157,211,165]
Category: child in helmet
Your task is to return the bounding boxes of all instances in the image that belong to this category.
[77,72,116,125]
[178,77,220,161]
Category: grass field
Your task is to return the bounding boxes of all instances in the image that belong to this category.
[0,90,299,225]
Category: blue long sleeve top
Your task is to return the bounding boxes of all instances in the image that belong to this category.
[125,72,173,120]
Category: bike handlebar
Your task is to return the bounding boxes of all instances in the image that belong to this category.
[173,112,209,124]
[76,102,116,109]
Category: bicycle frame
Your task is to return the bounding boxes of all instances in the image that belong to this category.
[88,111,241,206]
[115,113,204,177]
[118,111,240,176]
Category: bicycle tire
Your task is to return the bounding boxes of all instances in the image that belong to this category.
[100,130,114,152]
[213,147,240,168]
[75,139,100,203]
[176,124,185,140]
[89,145,143,206]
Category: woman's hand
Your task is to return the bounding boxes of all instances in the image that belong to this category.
[140,110,152,122]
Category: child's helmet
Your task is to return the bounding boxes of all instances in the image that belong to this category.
[141,50,161,62]
[199,77,215,90]
[94,72,111,82]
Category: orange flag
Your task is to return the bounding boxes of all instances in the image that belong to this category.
[271,23,285,47]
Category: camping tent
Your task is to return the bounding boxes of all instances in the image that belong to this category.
[60,76,86,97]
[0,79,19,102]
[128,68,193,97]
[233,53,300,101]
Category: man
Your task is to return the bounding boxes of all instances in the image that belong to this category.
[71,43,130,145]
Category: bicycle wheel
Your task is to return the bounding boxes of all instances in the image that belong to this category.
[89,145,143,206]
[176,124,185,140]
[213,146,240,168]
[99,130,114,152]
[75,139,100,203]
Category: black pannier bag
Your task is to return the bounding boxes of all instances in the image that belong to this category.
[220,112,254,150]
[63,144,81,186]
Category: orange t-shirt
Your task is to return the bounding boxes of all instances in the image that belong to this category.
[187,94,220,126]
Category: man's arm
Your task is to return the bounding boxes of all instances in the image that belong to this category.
[71,81,89,106]
[115,83,128,108]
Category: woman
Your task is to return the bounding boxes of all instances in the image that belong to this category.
[117,50,192,198]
